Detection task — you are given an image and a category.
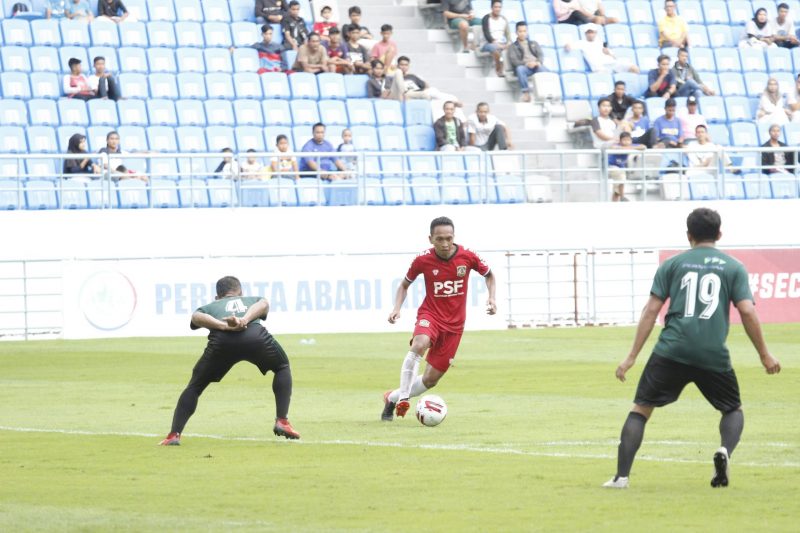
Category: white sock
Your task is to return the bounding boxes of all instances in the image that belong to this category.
[398,351,421,400]
[409,375,429,398]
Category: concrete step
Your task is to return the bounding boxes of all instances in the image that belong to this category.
[358,5,418,17]
[361,17,428,30]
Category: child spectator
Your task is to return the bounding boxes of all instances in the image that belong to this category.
[324,27,353,73]
[607,132,644,202]
[240,149,264,179]
[213,148,240,179]
[370,24,399,72]
[337,129,357,175]
[313,5,337,43]
[270,135,300,180]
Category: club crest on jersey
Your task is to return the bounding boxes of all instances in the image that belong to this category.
[433,269,439,276]
[456,265,467,277]
[419,319,430,327]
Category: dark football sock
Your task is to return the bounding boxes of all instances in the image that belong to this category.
[617,412,648,478]
[272,366,293,420]
[720,409,744,456]
[170,381,209,434]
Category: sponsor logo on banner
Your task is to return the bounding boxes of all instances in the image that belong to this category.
[79,271,137,331]
[456,265,467,277]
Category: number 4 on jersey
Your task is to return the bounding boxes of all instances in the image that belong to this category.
[680,272,721,319]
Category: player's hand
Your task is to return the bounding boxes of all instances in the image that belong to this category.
[225,315,246,331]
[761,354,781,374]
[388,310,401,324]
[615,356,637,382]
[485,298,497,315]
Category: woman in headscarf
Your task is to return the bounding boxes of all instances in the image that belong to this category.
[63,133,101,178]
[740,8,776,48]
[757,78,792,124]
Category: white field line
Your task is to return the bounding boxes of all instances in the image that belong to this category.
[1,426,797,469]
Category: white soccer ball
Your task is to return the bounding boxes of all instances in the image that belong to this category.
[415,395,447,427]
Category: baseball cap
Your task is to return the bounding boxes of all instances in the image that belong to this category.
[665,98,677,108]
[687,95,698,105]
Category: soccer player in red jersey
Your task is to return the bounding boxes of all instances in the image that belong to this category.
[381,216,496,421]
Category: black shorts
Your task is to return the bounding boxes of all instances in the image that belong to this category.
[634,353,741,413]
[188,326,290,387]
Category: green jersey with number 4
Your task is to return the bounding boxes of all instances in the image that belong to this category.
[651,247,753,372]
[192,296,266,329]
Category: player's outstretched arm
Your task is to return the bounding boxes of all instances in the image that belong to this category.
[616,294,664,382]
[484,270,497,315]
[736,299,781,375]
[388,279,411,324]
[191,311,241,332]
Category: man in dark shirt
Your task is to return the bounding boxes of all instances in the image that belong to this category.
[608,80,636,123]
[255,0,286,24]
[280,0,309,51]
[645,54,676,98]
[442,0,481,53]
[507,22,546,103]
[341,6,374,44]
[390,56,461,103]
[97,0,128,22]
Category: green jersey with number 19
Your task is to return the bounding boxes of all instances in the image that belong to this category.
[651,247,753,372]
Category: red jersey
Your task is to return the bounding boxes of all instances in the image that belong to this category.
[405,245,491,333]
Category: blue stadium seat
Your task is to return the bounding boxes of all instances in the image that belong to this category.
[174,0,203,22]
[634,47,660,71]
[699,96,727,123]
[25,158,58,179]
[317,73,346,100]
[685,24,709,48]
[230,21,259,47]
[86,99,119,126]
[86,181,109,209]
[0,178,23,210]
[556,49,585,73]
[204,98,235,126]
[148,73,179,99]
[147,21,177,48]
[148,0,176,21]
[24,179,58,210]
[495,175,526,203]
[406,125,435,151]
[768,174,799,199]
[229,0,254,22]
[585,72,613,100]
[766,47,793,73]
[373,100,404,126]
[235,125,266,152]
[289,72,319,100]
[404,100,432,126]
[175,99,207,126]
[346,99,376,126]
[258,178,298,207]
[204,47,233,73]
[751,0,778,18]
[29,46,60,73]
[350,125,379,151]
[785,123,800,145]
[261,72,291,99]
[1,72,31,100]
[730,122,759,147]
[344,74,369,98]
[719,173,747,200]
[117,47,148,73]
[86,125,114,152]
[677,0,702,21]
[772,72,797,95]
[264,125,293,150]
[30,72,59,99]
[706,123,731,145]
[318,99,348,126]
[524,0,555,23]
[145,47,176,73]
[175,21,205,47]
[176,47,205,72]
[203,0,231,22]
[378,155,405,177]
[644,97,666,120]
[727,0,753,24]
[612,72,641,97]
[118,99,149,126]
[59,45,89,73]
[119,21,149,47]
[290,99,320,125]
[146,99,178,126]
[117,125,148,152]
[540,47,561,72]
[687,173,719,201]
[149,178,180,208]
[147,126,179,152]
[58,99,89,126]
[362,155,382,178]
[176,126,209,152]
[0,101,26,128]
[725,96,753,122]
[296,178,328,207]
[262,99,292,126]
[1,19,33,46]
[205,125,236,152]
[378,125,408,151]
[59,180,89,209]
[714,48,742,73]
[177,178,210,207]
[119,72,150,99]
[232,47,259,72]
[756,122,781,144]
[603,24,631,48]
[203,21,232,47]
[629,23,658,49]
[205,72,235,100]
[706,25,734,48]
[177,72,207,99]
[440,176,471,204]
[688,48,715,73]
[552,24,578,48]
[696,71,719,95]
[90,19,120,47]
[378,176,406,205]
[407,176,439,205]
[560,72,589,99]
[149,158,179,180]
[526,24,554,48]
[717,73,746,97]
[30,19,61,46]
[232,72,262,100]
[27,99,59,126]
[410,154,439,178]
[233,99,264,126]
[240,178,281,207]
[117,179,149,209]
[26,125,57,153]
[702,0,730,24]
[626,2,654,24]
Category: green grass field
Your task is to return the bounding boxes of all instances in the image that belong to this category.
[1,325,798,532]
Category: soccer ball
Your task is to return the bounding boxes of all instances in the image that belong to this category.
[415,395,447,427]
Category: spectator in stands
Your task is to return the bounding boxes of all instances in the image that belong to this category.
[213,148,240,179]
[575,0,618,25]
[98,130,147,182]
[250,25,284,73]
[434,101,467,151]
[774,3,799,49]
[313,5,337,43]
[608,81,636,123]
[45,0,67,19]
[481,0,512,78]
[299,123,347,179]
[271,134,300,180]
[367,60,393,98]
[337,129,357,175]
[371,25,399,72]
[565,23,639,74]
[685,125,733,177]
[341,6,377,51]
[293,33,329,74]
[324,27,353,73]
[622,100,652,147]
[554,0,616,26]
[63,58,95,101]
[508,22,546,103]
[345,26,372,75]
[652,98,683,148]
[757,78,793,124]
[644,54,676,99]
[256,0,286,24]
[658,0,687,48]
[761,124,795,175]
[790,74,800,122]
[240,149,264,180]
[590,97,618,148]
[66,0,94,21]
[608,132,644,202]
[442,0,482,53]
[63,134,100,178]
[87,56,120,102]
[467,102,512,151]
[678,96,707,142]
[97,0,129,23]
[281,1,309,51]
[741,8,776,48]
[671,48,714,101]
[390,56,462,104]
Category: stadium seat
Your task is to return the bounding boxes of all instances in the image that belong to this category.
[261,72,291,99]
[232,99,264,126]
[784,123,800,145]
[552,24,578,49]
[206,179,238,207]
[204,99,235,126]
[90,19,120,47]
[262,99,292,126]
[495,174,526,204]
[407,176,439,205]
[117,125,148,152]
[175,99,207,126]
[685,24,709,48]
[603,24,631,48]
[440,176,471,204]
[86,125,113,152]
[629,24,657,48]
[717,73,746,97]
[119,72,150,99]
[1,19,33,46]
[88,46,119,73]
[730,122,759,147]
[149,178,180,208]
[584,72,612,100]
[26,125,57,153]
[117,47,149,73]
[0,175,25,209]
[29,46,60,73]
[556,49,585,73]
[344,74,369,98]
[404,100,432,127]
[719,173,747,200]
[86,181,109,209]
[58,99,89,126]
[318,99,348,126]
[177,72,207,99]
[205,72,235,99]
[205,125,236,152]
[202,0,231,22]
[626,0,654,23]
[409,154,438,179]
[768,174,800,199]
[346,99,376,126]
[31,19,61,46]
[378,155,405,177]
[706,25,734,48]
[204,48,233,73]
[229,0,254,22]
[406,125,436,151]
[1,72,31,100]
[714,48,742,73]
[379,176,406,205]
[117,179,150,209]
[59,180,89,209]
[29,72,59,99]
[702,0,730,24]
[725,96,753,122]
[119,21,149,47]
[146,47,177,73]
[378,125,408,151]
[613,72,641,97]
[706,123,731,146]
[118,99,149,126]
[699,96,727,123]
[176,47,205,72]
[148,0,176,21]
[524,0,555,23]
[532,72,562,100]
[147,126,178,152]
[174,0,203,22]
[0,100,27,126]
[526,24,554,48]
[349,125,379,151]
[727,0,753,24]
[232,72,262,99]
[176,125,208,152]
[25,158,58,179]
[230,21,259,47]
[289,72,319,100]
[147,21,177,48]
[177,178,209,207]
[316,73,346,100]
[751,0,778,18]
[27,99,59,126]
[146,99,178,126]
[203,22,232,47]
[739,48,767,73]
[233,48,259,72]
[371,100,403,127]
[766,47,793,73]
[264,125,293,150]
[149,158,179,180]
[235,125,266,152]
[175,21,205,47]
[24,179,58,210]
[148,73,179,99]
[560,73,589,99]
[689,48,715,73]
[59,45,89,73]
[677,0,702,22]
[688,173,719,200]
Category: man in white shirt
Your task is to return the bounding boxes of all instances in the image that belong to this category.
[87,56,120,101]
[774,3,799,49]
[685,124,732,177]
[677,96,707,142]
[480,0,512,77]
[565,24,639,73]
[591,97,618,148]
[467,102,512,151]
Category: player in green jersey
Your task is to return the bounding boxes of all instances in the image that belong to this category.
[603,208,781,489]
[159,276,299,445]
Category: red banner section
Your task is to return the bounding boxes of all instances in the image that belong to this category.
[658,248,800,324]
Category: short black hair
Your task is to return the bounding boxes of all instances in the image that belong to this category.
[778,3,790,10]
[430,216,454,235]
[216,276,242,298]
[329,26,340,35]
[597,97,611,108]
[68,57,81,67]
[348,5,361,15]
[381,24,393,32]
[677,47,688,55]
[664,98,677,108]
[491,0,502,5]
[221,147,233,153]
[106,130,119,140]
[614,80,625,88]
[93,56,105,64]
[288,0,300,8]
[261,24,273,33]
[516,21,527,30]
[686,208,721,243]
[246,148,256,153]
[619,131,632,140]
[371,58,384,68]
[308,31,320,40]
[276,134,288,143]
[397,55,410,64]
[321,5,332,12]
[657,54,670,64]
[312,122,326,131]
